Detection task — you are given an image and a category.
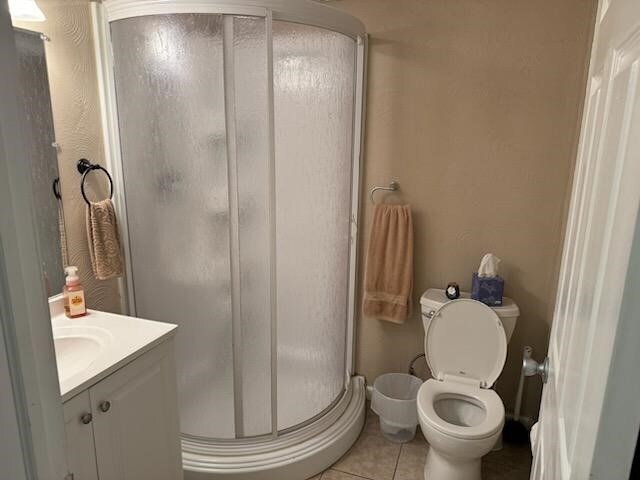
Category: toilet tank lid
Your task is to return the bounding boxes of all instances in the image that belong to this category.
[420,288,519,318]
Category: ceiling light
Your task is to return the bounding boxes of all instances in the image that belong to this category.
[9,0,45,22]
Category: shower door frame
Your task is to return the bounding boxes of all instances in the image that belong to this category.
[92,0,367,439]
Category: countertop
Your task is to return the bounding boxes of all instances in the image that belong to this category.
[50,295,177,402]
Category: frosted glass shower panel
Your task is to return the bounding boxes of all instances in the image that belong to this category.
[229,15,272,437]
[110,14,236,439]
[273,22,356,430]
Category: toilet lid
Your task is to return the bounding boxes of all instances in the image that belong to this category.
[424,299,507,388]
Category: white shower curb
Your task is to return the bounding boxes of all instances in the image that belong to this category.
[182,376,365,480]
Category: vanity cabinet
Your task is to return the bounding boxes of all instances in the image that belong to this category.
[63,391,99,480]
[63,339,183,480]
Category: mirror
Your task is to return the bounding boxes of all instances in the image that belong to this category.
[12,2,121,312]
[14,27,66,296]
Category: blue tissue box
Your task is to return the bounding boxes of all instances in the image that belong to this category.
[471,273,504,306]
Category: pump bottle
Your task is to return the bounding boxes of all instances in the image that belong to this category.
[63,266,87,318]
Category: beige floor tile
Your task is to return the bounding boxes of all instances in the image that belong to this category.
[393,436,530,480]
[485,440,532,471]
[306,475,322,480]
[482,459,531,480]
[363,405,379,433]
[331,431,401,480]
[321,470,367,480]
[333,402,529,480]
[406,429,427,446]
[482,440,531,480]
[394,441,428,480]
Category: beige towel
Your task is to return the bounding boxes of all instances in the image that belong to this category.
[363,204,413,324]
[86,199,124,280]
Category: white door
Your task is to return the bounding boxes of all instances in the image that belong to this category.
[532,0,640,479]
[90,341,183,480]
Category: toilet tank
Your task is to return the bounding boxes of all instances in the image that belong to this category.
[419,288,520,342]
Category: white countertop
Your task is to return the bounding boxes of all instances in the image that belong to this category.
[50,296,177,402]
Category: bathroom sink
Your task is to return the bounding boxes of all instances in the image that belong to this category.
[48,296,177,401]
[53,326,112,382]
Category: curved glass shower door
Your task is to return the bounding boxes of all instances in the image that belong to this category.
[273,21,355,430]
[110,13,357,440]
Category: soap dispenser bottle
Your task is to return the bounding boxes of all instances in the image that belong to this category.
[63,266,87,318]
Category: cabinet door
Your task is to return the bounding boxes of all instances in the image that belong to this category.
[90,340,183,480]
[63,391,99,480]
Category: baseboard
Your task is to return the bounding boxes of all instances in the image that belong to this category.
[365,384,373,401]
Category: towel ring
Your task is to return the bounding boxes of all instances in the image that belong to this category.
[77,158,114,206]
[370,181,399,204]
[52,177,61,200]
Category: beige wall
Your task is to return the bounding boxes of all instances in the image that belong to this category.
[334,0,596,418]
[15,0,121,313]
[17,0,595,419]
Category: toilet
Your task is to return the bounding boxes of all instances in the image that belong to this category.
[417,289,520,480]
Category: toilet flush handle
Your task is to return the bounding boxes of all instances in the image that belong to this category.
[422,310,436,330]
[522,346,549,383]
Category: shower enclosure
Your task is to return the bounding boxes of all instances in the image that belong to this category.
[94,1,366,478]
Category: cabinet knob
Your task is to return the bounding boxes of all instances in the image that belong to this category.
[80,413,92,424]
[99,400,111,413]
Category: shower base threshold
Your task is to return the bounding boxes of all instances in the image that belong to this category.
[182,376,366,480]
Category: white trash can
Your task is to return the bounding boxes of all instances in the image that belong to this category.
[371,373,423,443]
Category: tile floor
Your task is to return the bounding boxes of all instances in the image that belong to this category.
[309,405,532,480]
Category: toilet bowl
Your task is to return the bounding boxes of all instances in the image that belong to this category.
[418,379,504,480]
[417,292,519,480]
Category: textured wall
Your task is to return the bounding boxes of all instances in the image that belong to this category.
[334,0,596,418]
[14,0,595,420]
[14,0,121,313]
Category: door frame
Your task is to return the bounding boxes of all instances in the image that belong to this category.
[0,2,68,479]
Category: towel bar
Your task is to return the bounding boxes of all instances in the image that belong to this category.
[370,181,399,204]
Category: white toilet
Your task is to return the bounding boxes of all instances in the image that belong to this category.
[417,289,520,480]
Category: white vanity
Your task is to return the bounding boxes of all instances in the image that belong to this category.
[50,297,183,480]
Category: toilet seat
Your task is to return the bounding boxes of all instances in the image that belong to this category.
[419,299,507,441]
[417,379,504,440]
[424,299,507,388]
